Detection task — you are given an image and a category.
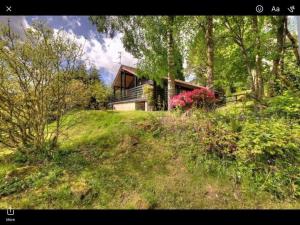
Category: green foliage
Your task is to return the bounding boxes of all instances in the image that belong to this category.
[158,99,300,200]
[0,170,46,197]
[72,65,111,109]
[2,15,300,209]
[264,91,300,119]
[142,84,155,106]
[90,16,300,103]
[90,16,184,85]
[66,79,90,109]
[0,21,84,152]
[236,119,300,163]
[1,109,299,208]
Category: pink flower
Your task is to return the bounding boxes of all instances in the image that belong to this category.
[170,87,216,110]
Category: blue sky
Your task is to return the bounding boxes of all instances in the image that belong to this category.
[0,16,137,85]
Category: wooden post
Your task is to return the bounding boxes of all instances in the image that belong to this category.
[124,72,127,97]
[153,81,157,110]
[120,72,122,98]
[113,86,116,100]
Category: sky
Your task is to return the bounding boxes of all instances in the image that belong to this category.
[0,16,137,85]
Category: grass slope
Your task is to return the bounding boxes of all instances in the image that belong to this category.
[0,110,299,209]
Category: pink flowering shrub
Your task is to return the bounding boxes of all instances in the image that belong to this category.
[170,87,216,110]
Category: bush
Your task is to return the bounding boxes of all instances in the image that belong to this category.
[170,87,216,111]
[236,119,300,164]
[235,118,300,199]
[264,91,300,119]
[166,108,300,199]
[199,122,239,159]
[142,84,155,109]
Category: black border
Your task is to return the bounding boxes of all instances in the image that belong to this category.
[1,209,300,225]
[1,1,300,225]
[0,0,299,15]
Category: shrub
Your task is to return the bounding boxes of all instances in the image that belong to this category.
[211,127,238,158]
[142,84,155,109]
[236,119,300,165]
[0,22,83,153]
[171,108,300,199]
[264,91,300,119]
[199,122,239,159]
[170,87,216,111]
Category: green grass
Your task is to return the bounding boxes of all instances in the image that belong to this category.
[0,109,299,209]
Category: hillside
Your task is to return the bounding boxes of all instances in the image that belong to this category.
[0,107,299,209]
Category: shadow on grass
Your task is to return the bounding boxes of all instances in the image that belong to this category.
[0,110,171,208]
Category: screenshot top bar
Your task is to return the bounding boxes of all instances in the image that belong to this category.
[0,0,299,15]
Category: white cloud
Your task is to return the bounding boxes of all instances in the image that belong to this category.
[1,16,136,84]
[89,30,98,40]
[75,20,81,27]
[56,29,137,82]
[61,16,82,29]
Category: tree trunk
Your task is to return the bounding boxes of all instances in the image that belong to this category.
[252,16,264,100]
[205,16,214,88]
[285,17,300,65]
[270,16,285,96]
[297,16,300,57]
[167,16,176,111]
[223,16,263,100]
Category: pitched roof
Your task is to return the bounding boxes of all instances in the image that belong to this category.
[121,65,137,75]
[163,77,205,89]
[112,65,205,89]
[112,65,137,87]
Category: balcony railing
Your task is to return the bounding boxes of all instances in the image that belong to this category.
[112,85,145,102]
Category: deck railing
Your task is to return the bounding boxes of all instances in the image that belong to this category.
[112,85,145,102]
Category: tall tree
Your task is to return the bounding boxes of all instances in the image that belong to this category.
[223,16,264,100]
[284,16,300,66]
[252,16,264,100]
[269,16,285,96]
[166,16,176,110]
[205,16,214,88]
[89,16,181,110]
[179,16,215,88]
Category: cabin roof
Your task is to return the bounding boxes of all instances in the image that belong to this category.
[112,65,205,90]
[112,65,138,88]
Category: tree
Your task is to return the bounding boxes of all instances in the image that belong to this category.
[183,16,250,95]
[205,16,214,88]
[70,65,110,109]
[223,16,264,100]
[179,16,217,89]
[269,16,285,96]
[88,66,102,85]
[166,16,176,110]
[0,21,82,153]
[74,64,89,83]
[89,16,182,110]
[87,67,110,109]
[265,16,300,95]
[89,16,299,106]
[285,16,300,66]
[252,16,264,100]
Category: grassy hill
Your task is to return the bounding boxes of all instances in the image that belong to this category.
[0,109,299,209]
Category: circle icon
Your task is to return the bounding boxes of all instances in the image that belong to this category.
[256,5,264,13]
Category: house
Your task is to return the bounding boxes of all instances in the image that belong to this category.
[111,65,205,111]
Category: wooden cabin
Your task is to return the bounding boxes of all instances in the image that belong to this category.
[111,65,205,111]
